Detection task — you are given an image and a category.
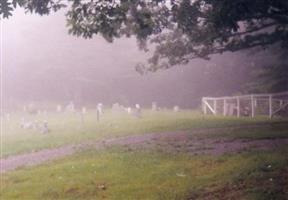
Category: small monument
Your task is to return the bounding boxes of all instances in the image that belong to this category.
[134,104,142,118]
[152,102,158,111]
[96,103,103,121]
[82,107,87,114]
[20,118,34,129]
[56,105,62,112]
[127,107,132,114]
[173,106,180,112]
[40,121,49,134]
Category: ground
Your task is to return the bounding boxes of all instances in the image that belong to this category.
[1,110,288,199]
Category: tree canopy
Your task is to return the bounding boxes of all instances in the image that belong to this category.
[1,0,288,72]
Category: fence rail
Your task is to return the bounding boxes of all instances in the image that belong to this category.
[202,91,288,118]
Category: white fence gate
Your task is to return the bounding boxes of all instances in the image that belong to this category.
[202,91,288,118]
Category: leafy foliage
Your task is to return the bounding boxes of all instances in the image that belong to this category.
[0,0,65,18]
[1,0,288,72]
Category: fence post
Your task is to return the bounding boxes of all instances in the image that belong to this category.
[213,99,217,115]
[223,98,227,116]
[202,98,207,115]
[251,95,255,118]
[237,97,240,117]
[269,95,273,118]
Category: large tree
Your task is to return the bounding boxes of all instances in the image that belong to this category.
[1,0,288,73]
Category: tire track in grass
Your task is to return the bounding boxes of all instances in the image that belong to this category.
[1,126,288,173]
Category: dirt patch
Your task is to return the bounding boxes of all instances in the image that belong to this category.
[1,131,288,173]
[108,132,288,155]
[0,145,75,173]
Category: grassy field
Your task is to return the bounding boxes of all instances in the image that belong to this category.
[2,110,287,157]
[1,147,287,199]
[1,110,288,199]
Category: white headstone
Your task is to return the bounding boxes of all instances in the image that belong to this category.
[40,121,49,134]
[23,105,27,112]
[173,106,179,112]
[82,107,87,114]
[97,103,103,114]
[152,102,157,111]
[57,105,62,112]
[20,118,34,129]
[134,104,142,118]
[127,107,132,114]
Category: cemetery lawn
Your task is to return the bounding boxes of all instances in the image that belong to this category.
[2,110,288,157]
[1,146,288,199]
[1,110,288,199]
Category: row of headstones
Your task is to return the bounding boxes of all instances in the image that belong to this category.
[20,102,102,115]
[0,109,49,134]
[54,102,179,120]
[111,102,179,113]
[23,104,48,115]
[152,102,180,112]
[58,102,180,114]
[20,118,49,134]
[56,102,103,114]
[111,103,141,115]
[3,102,180,135]
[17,103,138,134]
[57,102,142,115]
[3,102,180,121]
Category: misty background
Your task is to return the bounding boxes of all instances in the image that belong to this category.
[2,9,278,110]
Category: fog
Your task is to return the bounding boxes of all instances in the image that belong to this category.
[1,9,268,110]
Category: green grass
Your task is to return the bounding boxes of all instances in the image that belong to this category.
[1,147,287,200]
[2,110,287,157]
[191,121,288,140]
[2,110,288,199]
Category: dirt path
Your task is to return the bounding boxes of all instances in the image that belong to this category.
[1,131,288,173]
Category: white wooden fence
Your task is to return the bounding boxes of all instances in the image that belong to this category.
[202,91,288,118]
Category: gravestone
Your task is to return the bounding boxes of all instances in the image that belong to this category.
[127,107,132,114]
[152,102,158,111]
[39,121,49,134]
[97,103,103,114]
[20,118,34,129]
[82,107,87,114]
[96,103,103,121]
[56,105,62,112]
[134,104,142,118]
[173,106,179,112]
